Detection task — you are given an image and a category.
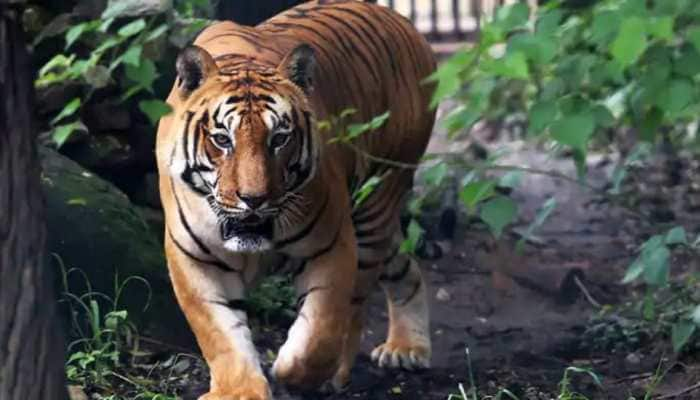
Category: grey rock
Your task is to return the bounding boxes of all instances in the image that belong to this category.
[102,0,173,19]
[40,147,191,345]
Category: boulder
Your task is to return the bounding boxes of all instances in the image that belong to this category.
[40,147,193,346]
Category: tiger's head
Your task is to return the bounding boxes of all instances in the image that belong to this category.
[168,44,319,253]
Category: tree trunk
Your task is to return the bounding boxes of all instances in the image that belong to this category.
[0,2,67,400]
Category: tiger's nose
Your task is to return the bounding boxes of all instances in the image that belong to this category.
[236,191,267,209]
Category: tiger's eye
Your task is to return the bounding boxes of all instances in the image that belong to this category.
[211,133,233,149]
[270,132,290,150]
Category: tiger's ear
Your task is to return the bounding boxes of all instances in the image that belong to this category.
[278,44,316,94]
[176,46,218,99]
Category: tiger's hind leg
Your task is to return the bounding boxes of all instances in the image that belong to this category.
[371,252,431,370]
[351,171,432,372]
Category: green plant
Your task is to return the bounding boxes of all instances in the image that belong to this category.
[426,0,700,355]
[620,225,700,352]
[246,276,296,325]
[55,256,183,399]
[34,1,212,147]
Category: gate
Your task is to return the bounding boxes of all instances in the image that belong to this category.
[376,0,534,41]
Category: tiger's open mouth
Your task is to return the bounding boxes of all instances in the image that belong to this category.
[220,215,274,241]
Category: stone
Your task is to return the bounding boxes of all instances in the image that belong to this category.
[102,0,173,19]
[40,147,192,345]
[436,287,451,302]
[61,134,135,171]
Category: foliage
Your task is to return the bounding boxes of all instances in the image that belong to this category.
[246,276,296,325]
[57,256,178,399]
[32,1,211,147]
[427,0,700,353]
[618,225,700,352]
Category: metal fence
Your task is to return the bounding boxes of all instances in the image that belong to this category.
[376,0,534,41]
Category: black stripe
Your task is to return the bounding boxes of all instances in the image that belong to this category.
[295,285,328,310]
[210,299,249,313]
[171,178,213,255]
[358,246,399,270]
[313,9,382,85]
[167,228,238,273]
[303,224,342,261]
[333,6,400,82]
[275,193,329,247]
[396,280,422,307]
[379,259,411,282]
[182,111,194,167]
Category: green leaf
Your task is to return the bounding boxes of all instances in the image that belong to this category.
[118,18,146,38]
[647,16,674,40]
[67,198,87,206]
[400,219,423,254]
[65,22,88,50]
[516,197,556,252]
[98,17,115,33]
[672,320,696,353]
[691,305,700,325]
[52,122,79,148]
[442,105,480,138]
[639,107,663,142]
[642,245,670,286]
[345,111,390,140]
[494,2,529,32]
[139,99,172,125]
[460,180,496,213]
[536,9,563,37]
[674,46,700,77]
[665,226,687,245]
[622,259,644,284]
[94,36,122,55]
[610,17,647,67]
[422,162,448,187]
[687,26,700,53]
[51,97,81,125]
[425,48,475,108]
[120,45,142,67]
[656,79,694,115]
[528,100,557,135]
[352,175,383,208]
[550,112,596,153]
[590,10,622,46]
[480,196,518,238]
[488,51,529,79]
[125,59,158,93]
[145,24,169,42]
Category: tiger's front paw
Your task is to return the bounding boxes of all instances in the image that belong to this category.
[272,339,340,389]
[199,377,272,400]
[371,339,431,370]
[198,389,272,400]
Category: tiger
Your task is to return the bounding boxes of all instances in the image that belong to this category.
[155,1,437,399]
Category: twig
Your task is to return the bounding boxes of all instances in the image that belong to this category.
[573,275,602,309]
[654,382,700,399]
[136,335,196,354]
[611,372,653,384]
[341,143,650,220]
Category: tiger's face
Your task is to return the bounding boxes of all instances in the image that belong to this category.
[169,45,318,253]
